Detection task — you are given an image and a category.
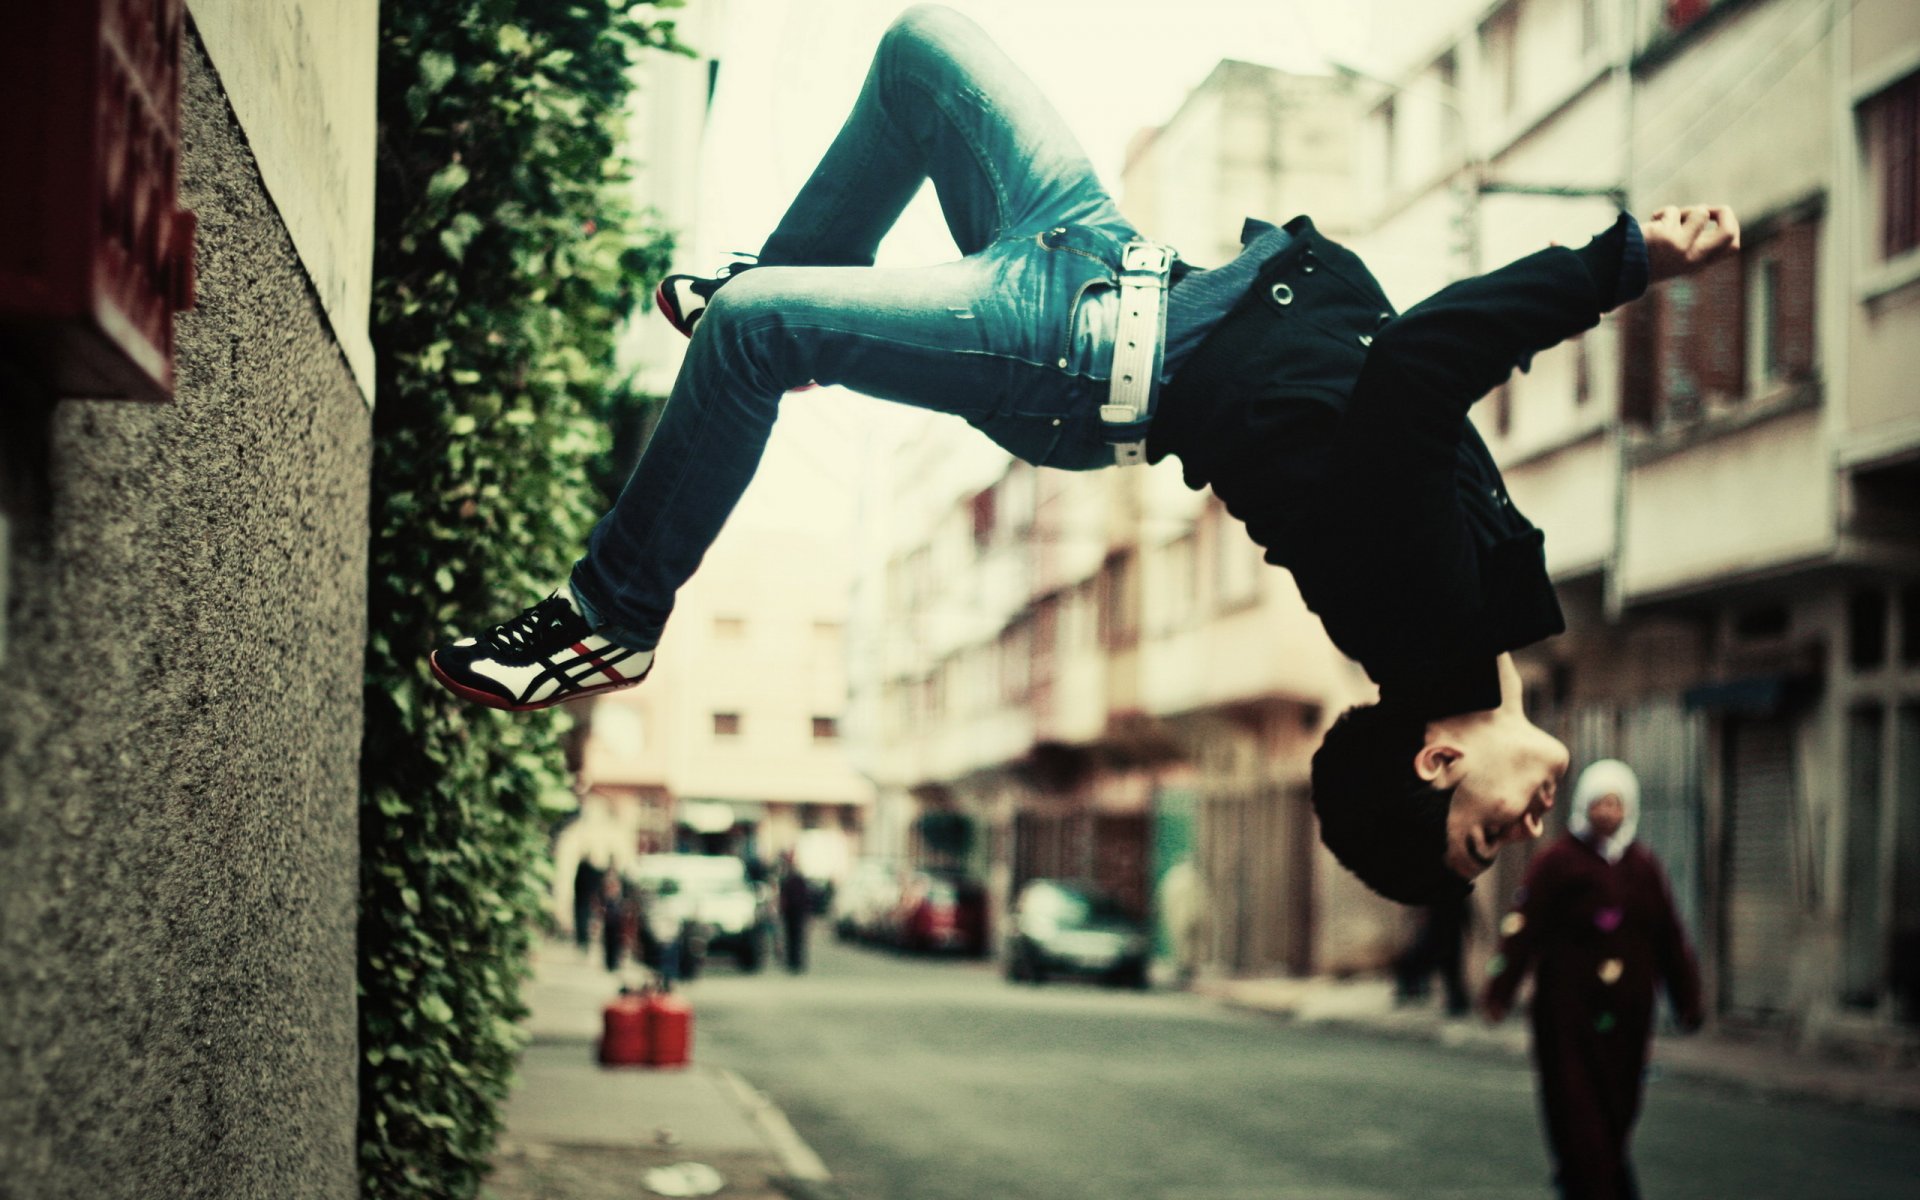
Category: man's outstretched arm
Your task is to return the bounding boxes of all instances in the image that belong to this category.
[1337,205,1739,485]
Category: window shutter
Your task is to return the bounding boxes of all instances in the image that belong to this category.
[1619,287,1660,426]
[1694,250,1745,400]
[1773,218,1819,382]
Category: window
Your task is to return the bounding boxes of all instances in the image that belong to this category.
[970,485,996,551]
[812,716,839,741]
[1620,212,1819,425]
[712,711,741,738]
[1097,551,1138,650]
[1743,220,1817,390]
[1851,589,1889,670]
[1862,71,1920,261]
[1747,256,1781,387]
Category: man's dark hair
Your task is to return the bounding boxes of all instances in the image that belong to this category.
[1310,702,1470,906]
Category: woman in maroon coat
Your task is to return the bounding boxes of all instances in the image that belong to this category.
[1482,759,1703,1200]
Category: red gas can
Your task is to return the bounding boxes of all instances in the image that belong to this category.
[642,989,694,1067]
[598,991,649,1066]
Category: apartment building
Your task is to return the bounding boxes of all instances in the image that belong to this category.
[1346,0,1920,1040]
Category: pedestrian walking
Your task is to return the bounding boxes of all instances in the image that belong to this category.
[1482,759,1704,1200]
[1157,858,1208,987]
[778,854,813,975]
[428,4,1740,905]
[572,854,606,955]
[598,870,633,974]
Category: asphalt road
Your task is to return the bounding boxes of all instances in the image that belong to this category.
[687,936,1920,1200]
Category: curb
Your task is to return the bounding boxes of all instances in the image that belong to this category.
[714,1067,833,1184]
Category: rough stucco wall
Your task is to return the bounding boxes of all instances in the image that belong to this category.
[0,34,368,1200]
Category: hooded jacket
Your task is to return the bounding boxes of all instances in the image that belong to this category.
[1147,214,1646,719]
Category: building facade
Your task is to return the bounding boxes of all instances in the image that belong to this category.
[1347,0,1920,1041]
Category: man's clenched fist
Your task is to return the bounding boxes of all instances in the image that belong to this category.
[1644,204,1741,283]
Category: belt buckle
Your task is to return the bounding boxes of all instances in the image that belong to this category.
[1120,241,1174,278]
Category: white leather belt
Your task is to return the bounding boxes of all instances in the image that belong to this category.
[1100,240,1175,466]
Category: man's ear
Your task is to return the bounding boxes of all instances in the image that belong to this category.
[1414,736,1465,786]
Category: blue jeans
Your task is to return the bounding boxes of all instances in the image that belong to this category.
[571,4,1139,649]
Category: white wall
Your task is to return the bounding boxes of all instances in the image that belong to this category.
[188,0,377,401]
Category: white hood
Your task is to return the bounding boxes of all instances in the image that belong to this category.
[1569,758,1640,863]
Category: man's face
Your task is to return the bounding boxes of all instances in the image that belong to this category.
[1440,716,1569,881]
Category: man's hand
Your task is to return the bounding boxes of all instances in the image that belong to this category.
[1644,204,1741,283]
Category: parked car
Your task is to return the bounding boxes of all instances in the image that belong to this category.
[891,868,989,956]
[832,859,902,943]
[1005,879,1150,988]
[626,853,768,975]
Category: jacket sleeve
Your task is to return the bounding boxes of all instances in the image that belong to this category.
[1324,218,1642,622]
[1335,215,1639,493]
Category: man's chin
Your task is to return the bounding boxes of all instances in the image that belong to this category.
[1448,849,1496,880]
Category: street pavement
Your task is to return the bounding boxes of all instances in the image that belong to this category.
[495,934,1920,1200]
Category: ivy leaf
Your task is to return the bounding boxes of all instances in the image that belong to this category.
[497,24,531,55]
[420,994,455,1024]
[439,212,485,262]
[427,161,470,205]
[419,51,457,95]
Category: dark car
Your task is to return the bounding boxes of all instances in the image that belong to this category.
[1006,879,1151,988]
[892,869,989,956]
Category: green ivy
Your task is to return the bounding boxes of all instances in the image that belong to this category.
[360,2,686,1196]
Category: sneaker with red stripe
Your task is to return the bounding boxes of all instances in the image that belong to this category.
[429,587,653,711]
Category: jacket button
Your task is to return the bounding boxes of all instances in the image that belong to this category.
[1303,263,1316,273]
[1270,283,1294,306]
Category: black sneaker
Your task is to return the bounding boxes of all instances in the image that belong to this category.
[653,259,760,339]
[429,588,654,711]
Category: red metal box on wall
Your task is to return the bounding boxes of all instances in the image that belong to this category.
[0,0,196,402]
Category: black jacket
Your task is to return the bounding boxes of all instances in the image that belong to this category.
[1146,214,1641,719]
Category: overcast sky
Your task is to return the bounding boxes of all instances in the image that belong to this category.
[685,0,1385,266]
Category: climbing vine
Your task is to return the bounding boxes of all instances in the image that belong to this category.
[360,2,687,1195]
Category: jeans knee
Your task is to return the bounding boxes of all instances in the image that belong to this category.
[694,280,802,391]
[884,5,965,59]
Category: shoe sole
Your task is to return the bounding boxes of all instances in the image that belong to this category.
[429,650,652,712]
[654,276,698,339]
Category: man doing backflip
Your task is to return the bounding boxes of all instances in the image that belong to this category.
[429,6,1739,905]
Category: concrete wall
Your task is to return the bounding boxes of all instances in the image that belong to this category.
[0,36,370,1200]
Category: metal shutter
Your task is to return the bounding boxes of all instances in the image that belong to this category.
[1724,717,1799,1017]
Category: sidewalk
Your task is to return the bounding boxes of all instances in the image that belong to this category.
[1193,973,1920,1117]
[488,942,840,1200]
